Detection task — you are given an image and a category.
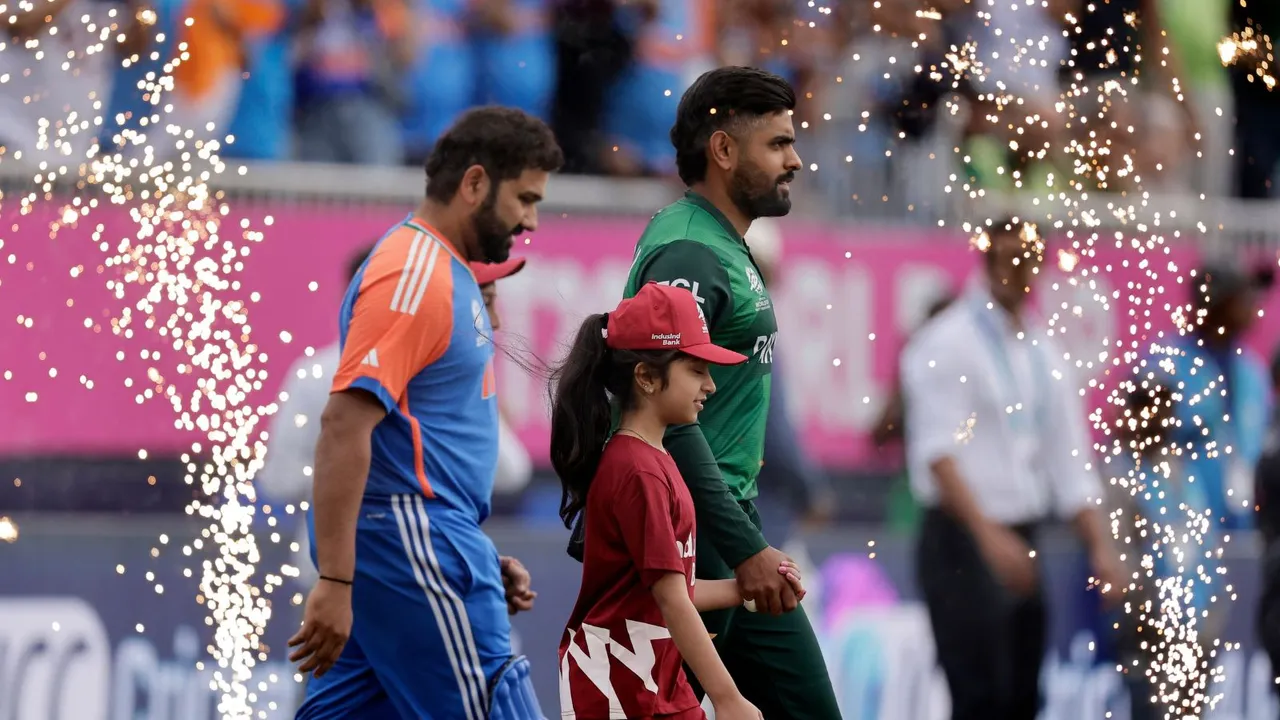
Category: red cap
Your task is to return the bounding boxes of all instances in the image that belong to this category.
[605,282,748,365]
[471,257,527,286]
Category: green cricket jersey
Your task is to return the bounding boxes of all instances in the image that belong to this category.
[624,191,779,502]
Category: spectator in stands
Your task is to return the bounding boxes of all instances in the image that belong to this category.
[402,0,555,166]
[401,1,473,164]
[225,2,310,161]
[0,0,150,165]
[600,0,716,176]
[549,0,647,174]
[293,0,412,165]
[468,0,555,121]
[166,0,285,147]
[1161,0,1232,196]
[1229,0,1280,198]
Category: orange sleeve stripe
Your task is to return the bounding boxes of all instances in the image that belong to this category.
[332,230,455,403]
[400,396,433,496]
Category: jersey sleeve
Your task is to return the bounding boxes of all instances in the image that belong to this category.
[900,324,972,467]
[633,240,734,330]
[331,236,454,413]
[613,471,687,588]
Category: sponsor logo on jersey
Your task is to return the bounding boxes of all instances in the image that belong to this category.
[745,265,764,295]
[655,278,705,304]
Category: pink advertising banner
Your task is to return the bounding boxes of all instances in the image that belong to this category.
[3,199,1279,468]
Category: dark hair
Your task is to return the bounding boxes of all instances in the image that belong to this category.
[548,313,679,529]
[347,243,375,283]
[424,106,564,203]
[670,66,796,186]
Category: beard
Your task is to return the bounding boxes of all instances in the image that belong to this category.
[728,159,795,220]
[471,190,521,263]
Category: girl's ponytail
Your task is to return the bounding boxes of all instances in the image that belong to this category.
[548,313,613,529]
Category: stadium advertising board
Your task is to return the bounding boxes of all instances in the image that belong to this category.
[4,203,1279,467]
[1,517,1276,719]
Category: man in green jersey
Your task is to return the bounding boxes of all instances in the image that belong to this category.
[570,66,840,719]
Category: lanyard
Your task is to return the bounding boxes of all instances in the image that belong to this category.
[968,297,1049,435]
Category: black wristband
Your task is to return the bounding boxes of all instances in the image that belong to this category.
[319,574,353,586]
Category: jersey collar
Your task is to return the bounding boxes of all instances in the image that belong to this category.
[402,214,471,270]
[683,190,746,243]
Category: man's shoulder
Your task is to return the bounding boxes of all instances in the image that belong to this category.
[639,199,736,250]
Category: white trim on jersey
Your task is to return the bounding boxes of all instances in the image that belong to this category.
[390,232,426,312]
[406,241,443,316]
[391,495,489,720]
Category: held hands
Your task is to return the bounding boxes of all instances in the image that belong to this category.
[288,578,353,678]
[734,546,799,615]
[500,556,537,615]
[777,560,806,602]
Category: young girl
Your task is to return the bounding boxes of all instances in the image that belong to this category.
[549,282,804,720]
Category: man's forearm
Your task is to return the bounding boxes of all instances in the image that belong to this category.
[930,456,989,532]
[666,424,768,568]
[1071,505,1108,557]
[311,423,372,581]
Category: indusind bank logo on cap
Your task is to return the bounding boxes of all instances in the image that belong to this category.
[652,333,681,346]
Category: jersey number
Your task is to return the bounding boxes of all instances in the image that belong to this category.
[562,620,671,714]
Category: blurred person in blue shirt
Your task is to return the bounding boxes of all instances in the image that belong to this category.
[1137,262,1275,532]
[293,0,412,165]
[1111,385,1224,720]
[401,0,553,165]
[226,0,310,161]
[600,0,715,176]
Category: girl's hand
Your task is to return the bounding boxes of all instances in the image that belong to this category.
[778,561,806,602]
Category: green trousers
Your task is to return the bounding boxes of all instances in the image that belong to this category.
[687,501,842,720]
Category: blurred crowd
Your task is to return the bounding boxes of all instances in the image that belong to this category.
[0,0,1276,206]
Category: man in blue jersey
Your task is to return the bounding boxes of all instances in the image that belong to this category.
[287,106,563,720]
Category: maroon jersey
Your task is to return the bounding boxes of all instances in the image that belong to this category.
[558,435,702,720]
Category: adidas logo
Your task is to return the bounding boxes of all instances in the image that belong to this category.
[361,349,380,368]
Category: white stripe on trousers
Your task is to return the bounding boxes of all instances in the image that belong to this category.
[391,495,488,720]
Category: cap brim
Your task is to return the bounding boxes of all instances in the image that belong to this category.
[682,343,749,365]
[471,257,527,286]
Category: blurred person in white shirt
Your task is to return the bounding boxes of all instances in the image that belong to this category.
[0,0,150,166]
[257,248,532,587]
[899,217,1124,720]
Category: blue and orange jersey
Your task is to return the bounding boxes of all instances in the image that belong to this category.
[332,214,500,523]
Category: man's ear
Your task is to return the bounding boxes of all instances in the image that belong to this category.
[458,165,491,206]
[708,129,736,173]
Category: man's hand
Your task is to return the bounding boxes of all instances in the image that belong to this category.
[734,546,798,615]
[288,578,353,678]
[974,523,1038,598]
[1088,549,1128,609]
[500,556,536,615]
